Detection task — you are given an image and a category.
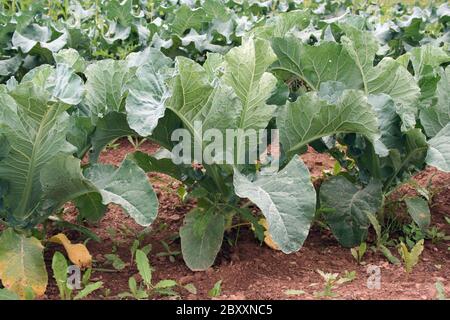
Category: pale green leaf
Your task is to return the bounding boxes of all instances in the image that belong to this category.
[277,90,379,157]
[171,5,207,36]
[53,49,86,73]
[135,249,152,286]
[0,83,74,222]
[125,49,173,137]
[271,38,362,90]
[180,208,225,271]
[84,60,132,122]
[233,157,316,253]
[420,68,450,137]
[426,122,450,172]
[367,58,420,130]
[84,157,159,226]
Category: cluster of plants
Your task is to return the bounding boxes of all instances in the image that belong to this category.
[1,0,449,79]
[0,0,449,299]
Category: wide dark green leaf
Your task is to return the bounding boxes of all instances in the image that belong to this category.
[320,177,383,247]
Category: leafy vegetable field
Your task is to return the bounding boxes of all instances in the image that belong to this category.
[0,0,449,300]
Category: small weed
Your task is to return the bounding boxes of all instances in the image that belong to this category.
[398,239,424,273]
[314,270,356,298]
[351,242,367,265]
[208,280,223,298]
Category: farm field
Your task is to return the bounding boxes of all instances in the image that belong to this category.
[0,0,449,301]
[43,139,450,300]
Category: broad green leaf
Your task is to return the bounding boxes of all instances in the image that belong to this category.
[106,0,133,26]
[0,229,47,298]
[0,56,21,77]
[251,10,310,40]
[420,68,450,137]
[67,115,95,158]
[12,24,66,53]
[223,38,277,131]
[180,208,225,271]
[367,58,420,130]
[409,45,450,79]
[320,177,383,247]
[426,123,450,172]
[203,0,230,21]
[166,38,277,167]
[203,52,224,81]
[0,83,74,222]
[404,197,431,231]
[74,193,107,223]
[233,157,316,253]
[384,129,428,188]
[40,155,100,216]
[103,22,131,44]
[277,90,379,157]
[340,24,379,93]
[84,60,132,122]
[170,5,207,36]
[84,157,159,227]
[53,48,86,73]
[89,112,136,163]
[168,55,242,135]
[21,64,84,105]
[167,56,213,136]
[125,49,173,137]
[368,94,403,151]
[135,249,152,286]
[271,38,362,90]
[129,150,193,183]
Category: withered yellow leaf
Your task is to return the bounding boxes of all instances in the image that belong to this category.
[0,229,48,298]
[258,218,280,251]
[49,233,92,268]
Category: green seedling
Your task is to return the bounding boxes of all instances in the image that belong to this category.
[208,280,223,298]
[314,270,356,298]
[398,239,424,273]
[156,240,181,263]
[351,242,367,264]
[52,252,103,300]
[119,249,178,300]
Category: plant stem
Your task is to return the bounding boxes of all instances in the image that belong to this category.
[229,222,251,229]
[92,268,123,273]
